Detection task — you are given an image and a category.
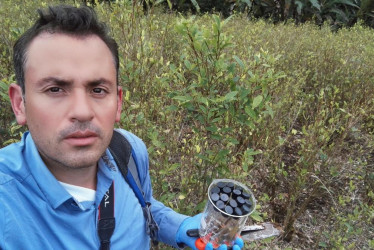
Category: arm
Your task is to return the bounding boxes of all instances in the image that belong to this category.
[118,129,243,249]
[118,129,188,247]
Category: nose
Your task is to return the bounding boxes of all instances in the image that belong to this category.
[68,90,94,122]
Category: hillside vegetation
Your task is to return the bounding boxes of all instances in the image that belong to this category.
[0,0,373,249]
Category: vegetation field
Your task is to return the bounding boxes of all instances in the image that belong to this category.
[1,0,373,249]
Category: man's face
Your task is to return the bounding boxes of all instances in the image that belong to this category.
[11,33,122,171]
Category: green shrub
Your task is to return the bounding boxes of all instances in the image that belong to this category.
[159,0,374,29]
[0,0,373,248]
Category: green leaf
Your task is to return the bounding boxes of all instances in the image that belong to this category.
[330,8,349,22]
[206,126,218,132]
[196,153,210,161]
[233,55,245,69]
[228,138,240,145]
[184,59,192,70]
[224,91,238,101]
[154,0,167,7]
[0,80,10,101]
[264,104,274,119]
[245,106,258,119]
[216,149,230,160]
[167,105,178,111]
[242,163,248,172]
[250,211,264,222]
[213,14,221,30]
[295,1,304,15]
[190,0,200,12]
[196,200,207,211]
[332,0,359,8]
[173,95,192,102]
[319,242,328,248]
[222,15,233,27]
[169,163,180,171]
[240,0,252,8]
[211,117,222,123]
[309,0,321,10]
[199,105,207,114]
[239,88,251,100]
[252,95,263,108]
[245,148,262,156]
[197,96,208,106]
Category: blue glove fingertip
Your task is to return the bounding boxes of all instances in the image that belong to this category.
[205,242,214,250]
[232,245,241,250]
[217,245,228,250]
[176,213,204,249]
[234,237,244,248]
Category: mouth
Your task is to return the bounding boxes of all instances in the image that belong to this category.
[64,130,99,147]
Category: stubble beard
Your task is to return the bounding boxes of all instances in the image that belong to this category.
[35,122,110,171]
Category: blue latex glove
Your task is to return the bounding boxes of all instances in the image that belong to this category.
[176,213,244,250]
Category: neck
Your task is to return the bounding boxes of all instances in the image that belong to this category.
[51,166,98,190]
[40,154,98,190]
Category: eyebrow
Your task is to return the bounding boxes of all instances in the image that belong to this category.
[35,77,72,87]
[35,77,114,88]
[88,78,113,87]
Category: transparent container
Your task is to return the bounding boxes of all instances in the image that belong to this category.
[199,179,256,248]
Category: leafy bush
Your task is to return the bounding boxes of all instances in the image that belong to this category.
[0,0,373,248]
[154,0,374,29]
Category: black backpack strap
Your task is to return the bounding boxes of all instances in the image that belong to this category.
[108,130,159,245]
[108,130,132,177]
[98,183,115,250]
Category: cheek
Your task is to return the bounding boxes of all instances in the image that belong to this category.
[100,98,120,116]
[27,111,54,131]
[105,103,121,124]
[25,101,60,129]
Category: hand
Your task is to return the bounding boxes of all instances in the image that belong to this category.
[176,213,244,250]
[200,238,244,250]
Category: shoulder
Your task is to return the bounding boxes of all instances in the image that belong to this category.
[115,129,146,149]
[0,138,25,163]
[0,172,19,216]
[0,159,26,200]
[0,171,31,246]
[115,129,148,156]
[114,129,149,182]
[0,133,31,181]
[0,135,30,195]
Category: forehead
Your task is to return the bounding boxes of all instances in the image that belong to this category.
[24,32,116,84]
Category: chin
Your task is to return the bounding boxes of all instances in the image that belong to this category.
[59,151,103,169]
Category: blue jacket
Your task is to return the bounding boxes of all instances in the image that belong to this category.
[0,129,187,249]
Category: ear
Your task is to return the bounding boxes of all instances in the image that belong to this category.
[9,83,27,125]
[115,86,123,123]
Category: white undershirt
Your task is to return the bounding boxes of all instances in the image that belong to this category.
[59,181,96,202]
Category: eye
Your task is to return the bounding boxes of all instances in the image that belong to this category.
[93,88,103,93]
[49,87,62,93]
[92,88,107,95]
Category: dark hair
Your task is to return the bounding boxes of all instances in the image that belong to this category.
[13,5,119,93]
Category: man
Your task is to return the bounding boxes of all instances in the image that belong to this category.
[0,5,243,250]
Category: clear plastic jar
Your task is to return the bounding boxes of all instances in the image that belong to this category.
[199,179,256,248]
